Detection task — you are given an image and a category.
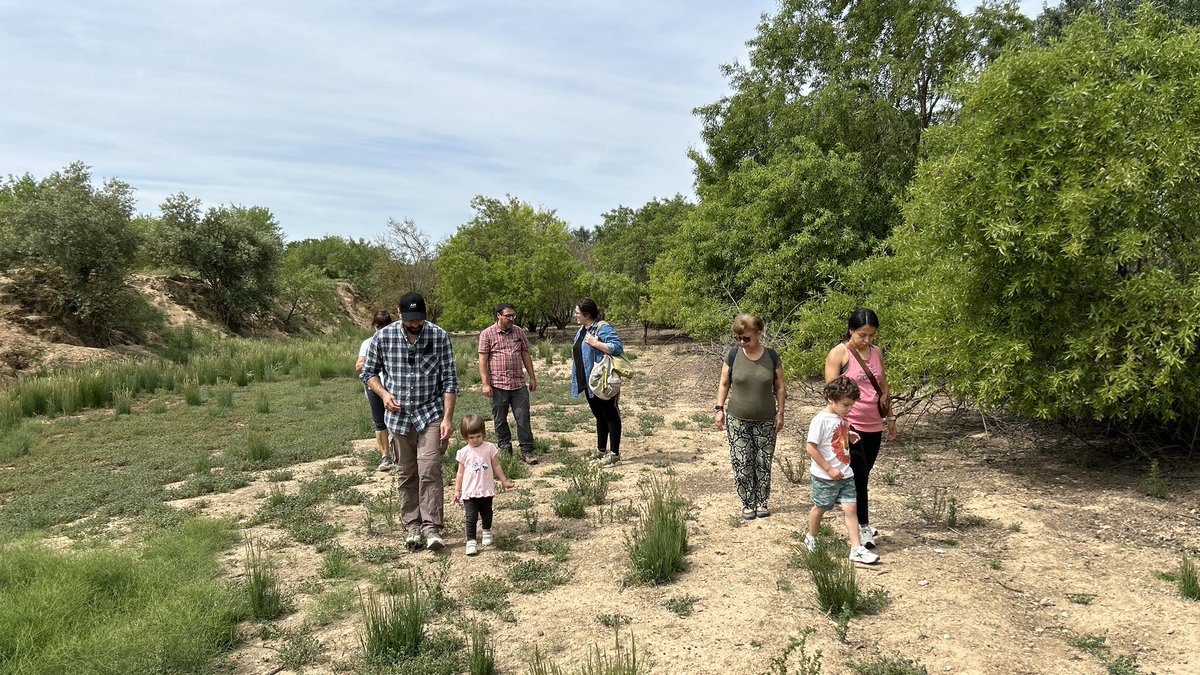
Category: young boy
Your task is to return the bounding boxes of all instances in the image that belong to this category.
[805,377,880,565]
[453,415,514,556]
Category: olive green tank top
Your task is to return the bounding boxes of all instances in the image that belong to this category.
[726,348,778,421]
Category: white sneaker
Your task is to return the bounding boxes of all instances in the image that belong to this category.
[863,524,878,537]
[803,533,817,553]
[595,453,619,467]
[425,532,444,551]
[465,540,478,556]
[859,526,876,550]
[377,457,394,471]
[405,529,422,552]
[849,546,880,565]
[480,529,493,546]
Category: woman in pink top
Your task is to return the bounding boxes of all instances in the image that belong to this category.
[824,309,897,550]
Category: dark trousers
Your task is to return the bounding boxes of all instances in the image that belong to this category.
[848,429,883,526]
[586,393,622,456]
[491,386,534,454]
[463,496,494,541]
[364,386,387,432]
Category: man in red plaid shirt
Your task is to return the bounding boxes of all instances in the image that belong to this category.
[477,302,539,464]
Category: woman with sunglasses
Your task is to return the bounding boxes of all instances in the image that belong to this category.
[824,308,896,549]
[714,314,786,520]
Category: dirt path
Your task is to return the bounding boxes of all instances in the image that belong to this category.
[208,344,1199,674]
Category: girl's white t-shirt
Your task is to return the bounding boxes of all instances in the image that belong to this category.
[456,441,499,499]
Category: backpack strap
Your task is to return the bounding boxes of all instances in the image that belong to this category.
[726,347,780,386]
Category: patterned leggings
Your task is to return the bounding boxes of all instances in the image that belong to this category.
[726,416,776,509]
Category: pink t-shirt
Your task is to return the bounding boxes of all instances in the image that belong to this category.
[456,441,500,499]
[843,345,884,433]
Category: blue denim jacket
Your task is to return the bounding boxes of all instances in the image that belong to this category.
[570,321,624,399]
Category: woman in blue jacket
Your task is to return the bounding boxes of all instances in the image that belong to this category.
[570,297,624,466]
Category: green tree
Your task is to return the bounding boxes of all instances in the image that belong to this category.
[157,194,284,330]
[436,196,580,333]
[1035,0,1200,41]
[371,217,442,320]
[819,7,1200,425]
[650,0,1028,336]
[277,258,338,328]
[590,195,693,330]
[282,236,386,293]
[0,162,152,342]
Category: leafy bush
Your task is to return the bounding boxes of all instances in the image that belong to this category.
[798,7,1200,427]
[553,489,587,519]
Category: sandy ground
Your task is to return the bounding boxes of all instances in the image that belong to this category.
[174,344,1199,675]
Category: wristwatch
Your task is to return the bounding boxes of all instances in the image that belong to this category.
[713,404,724,411]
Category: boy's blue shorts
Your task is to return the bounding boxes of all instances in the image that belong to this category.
[811,476,857,510]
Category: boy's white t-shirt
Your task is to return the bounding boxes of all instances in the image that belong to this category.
[456,441,500,499]
[358,336,373,358]
[806,411,855,480]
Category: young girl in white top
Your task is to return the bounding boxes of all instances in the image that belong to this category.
[453,414,514,556]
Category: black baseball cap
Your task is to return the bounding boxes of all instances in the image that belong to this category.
[398,292,427,321]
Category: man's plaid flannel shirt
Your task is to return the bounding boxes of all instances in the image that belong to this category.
[360,321,459,436]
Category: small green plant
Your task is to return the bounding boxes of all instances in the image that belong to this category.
[468,622,496,675]
[625,477,689,585]
[113,386,133,416]
[905,442,923,462]
[507,559,571,594]
[244,538,285,620]
[1179,555,1200,601]
[570,462,612,505]
[952,438,971,457]
[776,455,806,485]
[266,469,293,482]
[850,654,929,674]
[1066,594,1095,605]
[463,571,511,614]
[499,451,530,480]
[359,580,424,662]
[0,426,34,461]
[1066,631,1142,675]
[553,489,588,518]
[596,612,631,629]
[360,545,402,564]
[1007,521,1023,533]
[664,594,699,617]
[245,428,272,464]
[493,533,527,552]
[988,559,1003,570]
[213,384,234,411]
[255,389,271,414]
[183,379,202,405]
[880,464,899,486]
[527,631,643,675]
[535,539,570,562]
[1143,460,1169,499]
[319,544,358,579]
[765,627,822,675]
[279,631,324,670]
[523,506,540,533]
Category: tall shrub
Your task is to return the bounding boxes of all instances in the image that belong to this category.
[825,7,1200,424]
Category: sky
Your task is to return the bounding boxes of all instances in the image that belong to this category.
[2,0,1046,244]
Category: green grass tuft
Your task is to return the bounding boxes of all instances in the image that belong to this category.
[625,477,689,585]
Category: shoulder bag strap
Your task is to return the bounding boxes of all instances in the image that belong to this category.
[846,343,884,399]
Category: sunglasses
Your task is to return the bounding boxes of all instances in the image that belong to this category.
[734,335,753,343]
[406,342,434,364]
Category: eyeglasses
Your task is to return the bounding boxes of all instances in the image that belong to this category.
[734,335,753,343]
[500,313,516,319]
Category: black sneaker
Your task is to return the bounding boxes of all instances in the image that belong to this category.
[405,530,423,552]
[521,451,539,465]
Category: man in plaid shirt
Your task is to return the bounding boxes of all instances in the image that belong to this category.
[362,292,458,551]
[478,302,539,464]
